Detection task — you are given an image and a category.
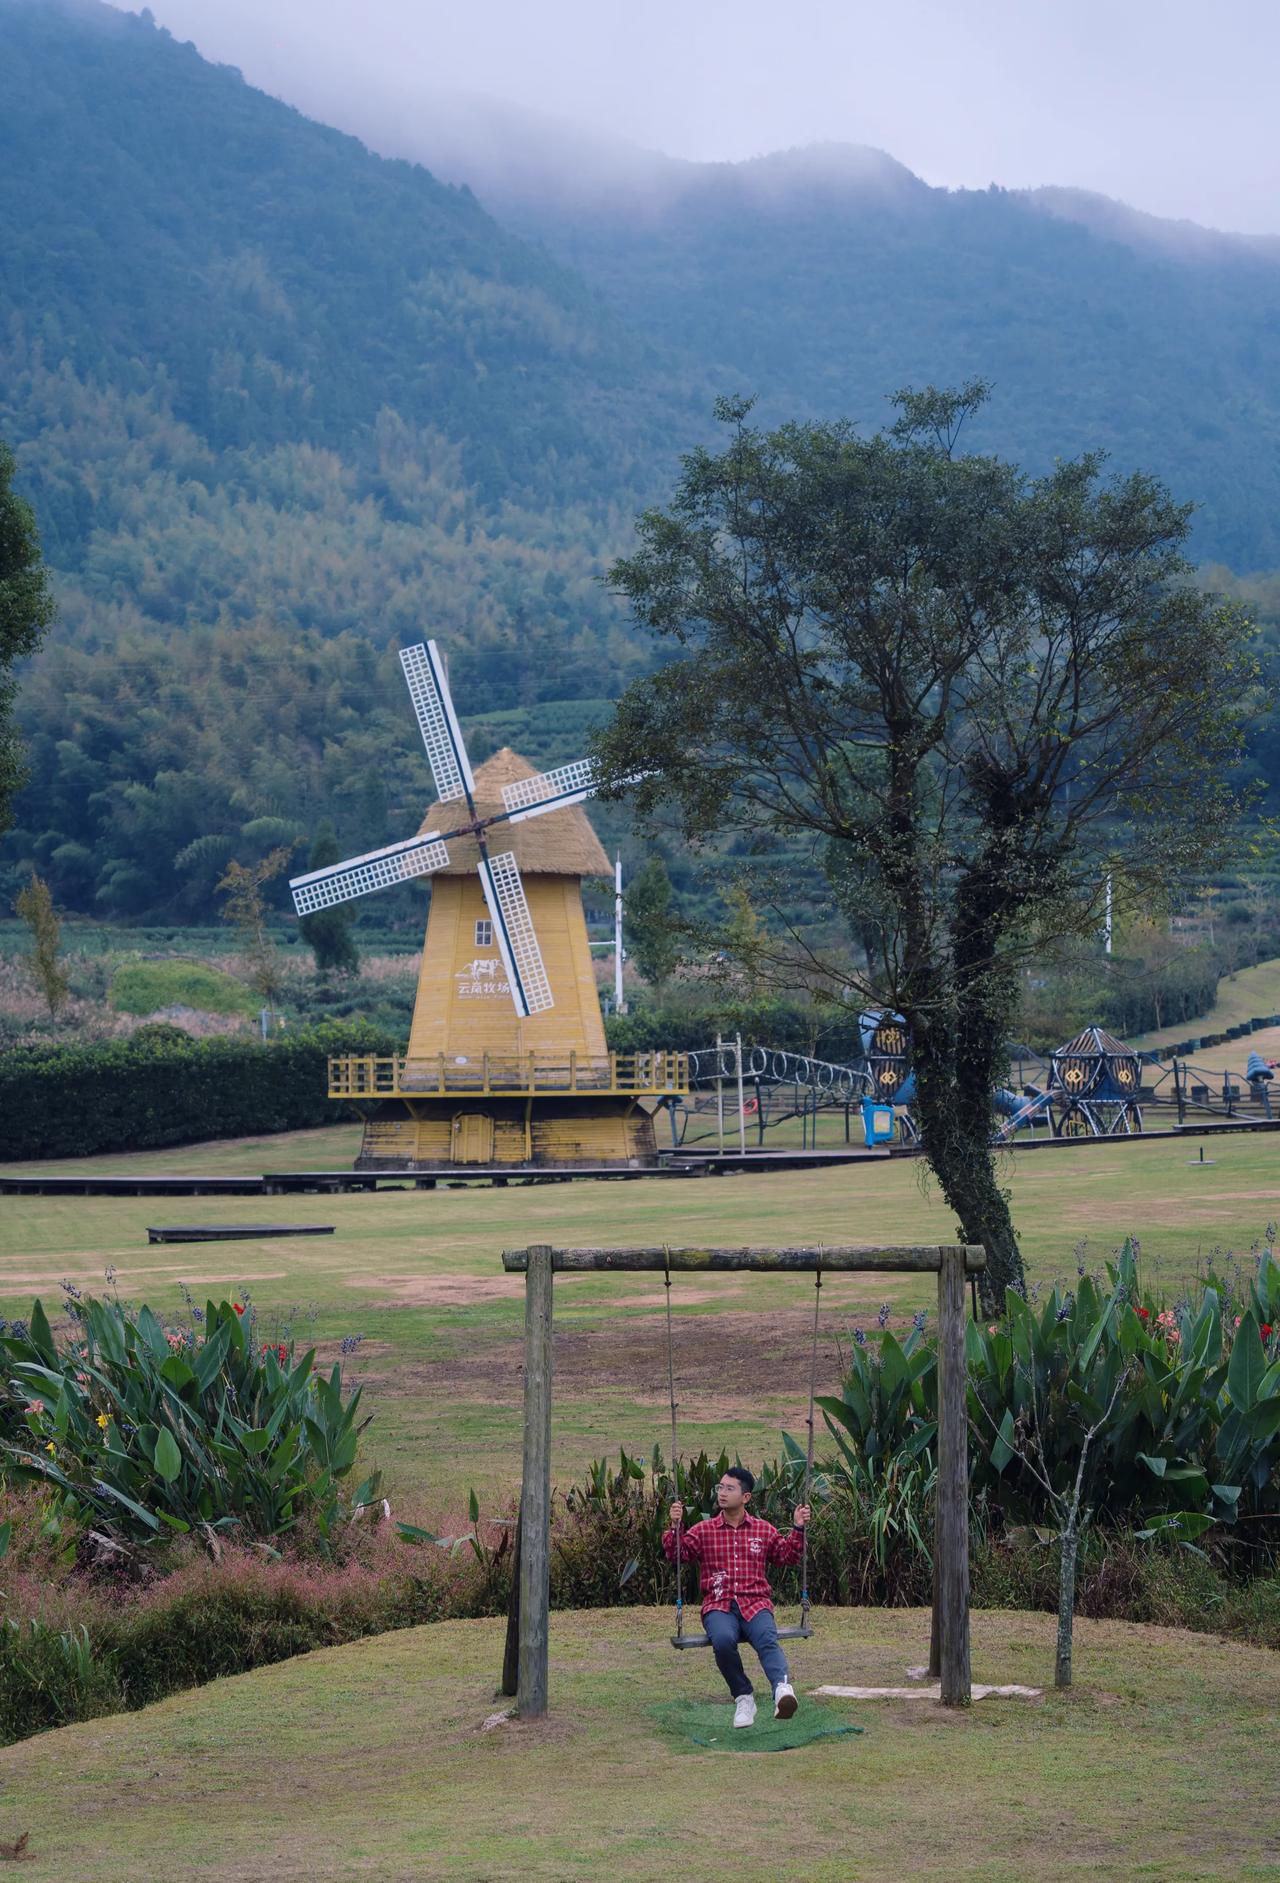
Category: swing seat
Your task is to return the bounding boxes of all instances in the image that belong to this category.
[671,1624,813,1650]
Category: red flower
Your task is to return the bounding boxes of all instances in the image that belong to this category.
[1136,1306,1150,1320]
[276,1344,288,1364]
[1262,1324,1274,1339]
[233,1303,245,1316]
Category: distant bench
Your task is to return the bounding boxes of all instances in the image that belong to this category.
[145,1224,336,1244]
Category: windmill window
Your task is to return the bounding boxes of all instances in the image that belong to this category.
[475,919,493,947]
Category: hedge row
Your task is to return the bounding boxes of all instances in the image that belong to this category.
[0,1022,396,1160]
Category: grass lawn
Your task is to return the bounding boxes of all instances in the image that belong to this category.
[0,1607,1273,1881]
[3,1131,1278,1520]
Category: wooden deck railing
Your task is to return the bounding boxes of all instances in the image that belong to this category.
[328,1051,690,1099]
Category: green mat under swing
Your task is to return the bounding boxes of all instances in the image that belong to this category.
[652,1699,864,1754]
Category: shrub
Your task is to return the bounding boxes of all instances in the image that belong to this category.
[821,1241,1280,1537]
[1,1292,377,1558]
[109,958,257,1017]
[0,1610,123,1743]
[0,1019,395,1157]
[0,1535,485,1744]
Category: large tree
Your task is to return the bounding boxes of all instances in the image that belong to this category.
[594,389,1256,1307]
[0,440,55,838]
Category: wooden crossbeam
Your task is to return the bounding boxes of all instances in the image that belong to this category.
[502,1243,985,1273]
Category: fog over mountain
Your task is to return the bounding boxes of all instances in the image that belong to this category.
[126,0,1280,238]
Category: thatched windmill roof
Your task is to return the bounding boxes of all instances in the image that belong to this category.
[417,747,611,878]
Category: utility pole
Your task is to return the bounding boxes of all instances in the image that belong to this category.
[614,853,626,1014]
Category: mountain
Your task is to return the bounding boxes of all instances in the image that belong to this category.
[299,81,1280,569]
[0,0,702,661]
[2,0,1279,926]
[437,138,1280,574]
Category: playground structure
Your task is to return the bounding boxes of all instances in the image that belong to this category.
[669,1013,1280,1153]
[672,1016,921,1153]
[501,1242,985,1717]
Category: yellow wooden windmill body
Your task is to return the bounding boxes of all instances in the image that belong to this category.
[292,644,687,1170]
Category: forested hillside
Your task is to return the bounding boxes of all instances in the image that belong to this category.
[0,0,698,659]
[0,0,712,919]
[488,142,1280,574]
[2,0,1279,929]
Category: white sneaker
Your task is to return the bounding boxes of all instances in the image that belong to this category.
[773,1681,798,1720]
[733,1694,757,1729]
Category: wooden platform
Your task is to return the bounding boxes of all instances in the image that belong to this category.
[0,1173,268,1196]
[146,1224,336,1244]
[5,1121,1269,1199]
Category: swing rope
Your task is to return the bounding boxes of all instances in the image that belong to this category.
[663,1246,685,1644]
[800,1260,822,1632]
[663,1249,823,1649]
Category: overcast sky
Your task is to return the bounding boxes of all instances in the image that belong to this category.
[127,0,1278,235]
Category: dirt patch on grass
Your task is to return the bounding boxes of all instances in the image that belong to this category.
[351,1274,526,1306]
[364,1309,854,1410]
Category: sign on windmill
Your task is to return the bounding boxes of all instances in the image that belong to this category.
[290,642,687,1170]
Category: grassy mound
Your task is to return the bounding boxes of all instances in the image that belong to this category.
[0,1607,1271,1881]
[109,958,255,1017]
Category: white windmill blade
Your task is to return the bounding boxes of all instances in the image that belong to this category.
[399,641,476,807]
[477,849,554,1017]
[290,832,450,916]
[500,757,601,823]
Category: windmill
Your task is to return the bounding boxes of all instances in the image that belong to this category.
[291,641,686,1169]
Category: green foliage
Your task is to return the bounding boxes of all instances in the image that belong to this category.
[108,958,257,1017]
[0,1291,376,1556]
[0,1020,394,1158]
[0,436,55,839]
[13,869,68,1018]
[298,824,360,977]
[556,1445,813,1612]
[624,856,678,987]
[0,1615,122,1742]
[218,845,297,1012]
[524,156,1280,572]
[820,1242,1280,1534]
[596,390,1258,1304]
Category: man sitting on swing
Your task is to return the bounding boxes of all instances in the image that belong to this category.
[664,1467,811,1729]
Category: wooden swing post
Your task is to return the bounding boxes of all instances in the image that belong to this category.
[503,1241,984,1719]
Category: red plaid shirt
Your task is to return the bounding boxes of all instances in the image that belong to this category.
[661,1511,805,1622]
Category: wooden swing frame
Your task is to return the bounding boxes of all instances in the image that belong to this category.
[501,1241,985,1717]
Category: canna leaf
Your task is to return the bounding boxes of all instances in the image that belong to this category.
[153,1427,182,1484]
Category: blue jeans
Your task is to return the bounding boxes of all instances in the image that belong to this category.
[702,1602,790,1699]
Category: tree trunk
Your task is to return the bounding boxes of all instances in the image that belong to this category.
[912,1012,1026,1314]
[1055,1523,1078,1690]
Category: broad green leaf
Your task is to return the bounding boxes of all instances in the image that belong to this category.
[27,1299,57,1368]
[160,1353,197,1393]
[991,1407,1017,1474]
[1246,1399,1280,1444]
[153,1427,182,1483]
[1137,1452,1167,1478]
[1227,1317,1265,1411]
[137,1305,170,1358]
[194,1324,231,1393]
[91,1479,161,1530]
[468,1487,481,1524]
[0,1519,10,1559]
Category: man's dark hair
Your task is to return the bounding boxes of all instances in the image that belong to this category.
[725,1466,755,1493]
